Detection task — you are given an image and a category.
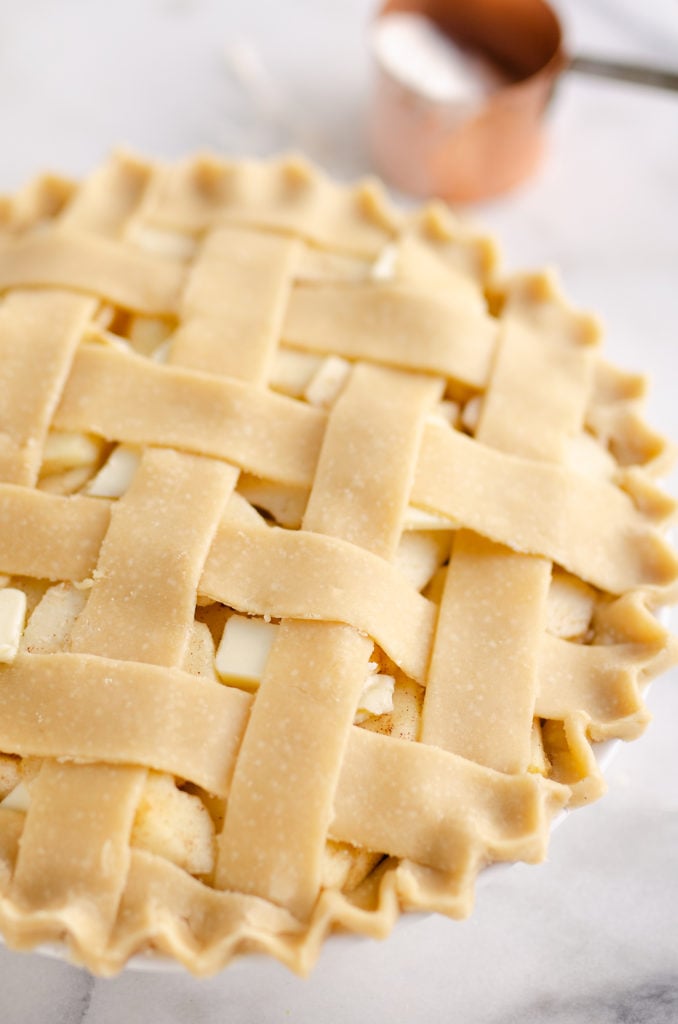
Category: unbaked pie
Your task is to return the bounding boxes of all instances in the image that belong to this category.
[0,152,675,975]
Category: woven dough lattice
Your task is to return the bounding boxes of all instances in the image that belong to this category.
[0,153,675,975]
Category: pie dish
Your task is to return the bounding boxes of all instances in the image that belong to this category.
[0,152,675,976]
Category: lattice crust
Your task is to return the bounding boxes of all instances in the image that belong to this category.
[0,153,676,976]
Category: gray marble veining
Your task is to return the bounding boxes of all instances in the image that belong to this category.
[488,977,678,1024]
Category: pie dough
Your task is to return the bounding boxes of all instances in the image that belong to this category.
[0,153,675,975]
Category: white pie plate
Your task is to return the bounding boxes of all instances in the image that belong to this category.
[5,606,672,974]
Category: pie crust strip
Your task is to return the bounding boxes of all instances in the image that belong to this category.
[0,154,153,495]
[536,636,657,738]
[283,283,496,387]
[475,277,598,460]
[171,226,301,384]
[204,521,674,704]
[6,443,238,944]
[52,351,674,594]
[201,519,436,682]
[53,344,325,487]
[421,534,550,773]
[0,290,96,485]
[0,634,662,800]
[0,653,250,795]
[421,277,596,772]
[70,448,237,666]
[49,348,676,596]
[302,363,443,555]
[331,729,570,870]
[3,167,236,956]
[0,484,111,580]
[6,762,146,955]
[216,620,373,918]
[0,230,186,314]
[215,365,440,918]
[413,422,677,594]
[587,360,673,475]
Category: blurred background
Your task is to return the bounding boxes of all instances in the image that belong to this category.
[1,0,677,187]
[1,0,677,400]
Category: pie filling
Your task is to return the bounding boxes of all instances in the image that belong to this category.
[0,152,675,975]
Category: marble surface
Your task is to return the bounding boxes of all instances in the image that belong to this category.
[1,1,677,1021]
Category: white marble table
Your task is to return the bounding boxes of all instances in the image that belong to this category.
[1,1,677,1021]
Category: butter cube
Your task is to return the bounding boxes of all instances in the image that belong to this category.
[215,615,278,691]
[0,589,27,663]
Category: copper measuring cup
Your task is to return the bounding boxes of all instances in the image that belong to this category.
[368,0,678,202]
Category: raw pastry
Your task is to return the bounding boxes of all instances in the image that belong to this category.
[0,153,675,975]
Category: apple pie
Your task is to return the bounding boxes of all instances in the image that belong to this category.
[0,152,675,975]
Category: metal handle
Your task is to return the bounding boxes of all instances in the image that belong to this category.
[570,54,678,92]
